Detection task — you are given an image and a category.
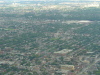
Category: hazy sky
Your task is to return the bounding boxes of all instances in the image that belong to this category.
[0,0,99,2]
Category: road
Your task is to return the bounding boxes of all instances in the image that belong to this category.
[77,54,100,75]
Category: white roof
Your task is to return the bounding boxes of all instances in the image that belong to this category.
[54,49,72,54]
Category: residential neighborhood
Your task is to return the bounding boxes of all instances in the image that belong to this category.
[0,1,100,75]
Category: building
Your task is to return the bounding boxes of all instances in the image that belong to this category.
[61,65,75,71]
[84,3,99,8]
[54,49,72,56]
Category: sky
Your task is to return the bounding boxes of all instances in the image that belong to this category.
[0,0,99,2]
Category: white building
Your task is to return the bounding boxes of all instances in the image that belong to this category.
[54,49,72,56]
[84,3,99,8]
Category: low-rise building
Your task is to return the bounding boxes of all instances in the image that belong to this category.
[54,49,72,56]
[61,65,75,71]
